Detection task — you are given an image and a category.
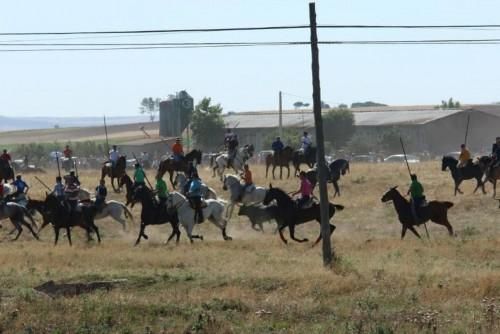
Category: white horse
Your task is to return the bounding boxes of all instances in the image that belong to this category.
[222,174,267,219]
[166,191,232,242]
[213,145,254,180]
[94,200,134,230]
[173,173,218,199]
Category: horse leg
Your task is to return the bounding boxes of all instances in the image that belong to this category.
[493,180,497,198]
[11,221,22,241]
[408,225,422,239]
[184,223,195,243]
[289,224,308,243]
[92,223,101,243]
[401,225,408,239]
[165,223,178,244]
[312,224,336,247]
[21,219,39,240]
[272,165,276,180]
[286,165,290,179]
[278,225,288,244]
[455,180,463,195]
[135,223,146,246]
[54,226,60,245]
[66,226,72,246]
[333,180,340,197]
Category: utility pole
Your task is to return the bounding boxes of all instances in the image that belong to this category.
[309,2,333,266]
[279,91,283,138]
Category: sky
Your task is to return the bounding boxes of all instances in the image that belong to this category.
[1,0,500,117]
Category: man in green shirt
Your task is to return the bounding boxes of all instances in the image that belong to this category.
[156,175,168,208]
[407,174,425,222]
[133,163,146,187]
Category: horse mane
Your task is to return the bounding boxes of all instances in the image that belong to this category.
[268,187,294,205]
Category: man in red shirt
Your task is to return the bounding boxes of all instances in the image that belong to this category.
[63,145,73,158]
[0,149,11,162]
[171,138,184,162]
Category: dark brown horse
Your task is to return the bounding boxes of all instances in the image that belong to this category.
[381,186,454,239]
[477,156,500,198]
[292,147,317,176]
[263,185,343,246]
[157,149,202,188]
[118,174,137,208]
[0,159,14,182]
[101,156,127,192]
[265,146,294,179]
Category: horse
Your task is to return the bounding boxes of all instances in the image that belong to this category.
[305,159,350,197]
[40,193,101,246]
[292,147,317,176]
[263,185,343,245]
[441,156,486,196]
[0,159,14,182]
[173,173,218,200]
[381,186,454,239]
[265,146,294,179]
[101,156,127,192]
[156,149,202,188]
[132,186,180,245]
[222,174,267,219]
[118,174,138,207]
[166,191,232,242]
[61,157,75,172]
[477,156,500,198]
[212,145,255,180]
[0,202,39,240]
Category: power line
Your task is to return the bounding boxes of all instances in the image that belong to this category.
[2,24,500,36]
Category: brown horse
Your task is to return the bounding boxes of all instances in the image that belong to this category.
[381,186,454,239]
[101,156,127,192]
[157,149,202,188]
[265,146,294,179]
[478,156,500,198]
[0,159,14,182]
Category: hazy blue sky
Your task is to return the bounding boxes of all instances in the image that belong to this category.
[1,0,500,117]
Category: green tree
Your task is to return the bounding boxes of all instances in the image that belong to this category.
[190,97,225,151]
[262,128,300,151]
[377,127,413,154]
[351,101,387,108]
[346,132,378,154]
[323,108,356,149]
[139,97,161,122]
[440,97,461,109]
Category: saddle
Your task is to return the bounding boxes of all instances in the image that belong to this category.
[297,198,315,209]
[245,184,256,193]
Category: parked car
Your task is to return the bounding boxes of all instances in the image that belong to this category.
[351,154,377,163]
[383,154,420,163]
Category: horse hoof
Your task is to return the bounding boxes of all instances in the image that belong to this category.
[224,236,232,241]
[200,236,204,241]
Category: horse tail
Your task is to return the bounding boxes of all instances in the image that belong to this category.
[333,204,345,211]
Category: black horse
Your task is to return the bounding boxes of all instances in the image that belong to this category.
[37,194,100,246]
[304,159,350,197]
[263,185,343,245]
[441,156,485,196]
[132,185,180,245]
[157,149,202,188]
[292,147,317,176]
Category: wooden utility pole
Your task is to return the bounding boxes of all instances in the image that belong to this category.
[309,2,334,266]
[278,91,283,138]
[464,114,471,146]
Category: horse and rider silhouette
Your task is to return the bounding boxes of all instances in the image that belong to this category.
[101,156,127,192]
[156,149,202,188]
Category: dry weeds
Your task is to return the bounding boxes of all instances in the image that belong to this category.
[0,162,498,333]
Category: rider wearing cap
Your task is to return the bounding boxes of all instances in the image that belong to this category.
[172,138,184,162]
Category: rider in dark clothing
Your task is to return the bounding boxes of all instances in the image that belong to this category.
[225,129,239,168]
[492,137,500,163]
[95,179,107,212]
[12,175,29,199]
[272,137,284,160]
[184,161,198,194]
[187,172,204,223]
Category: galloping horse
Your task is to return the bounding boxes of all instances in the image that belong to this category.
[304,159,350,197]
[212,144,255,180]
[174,173,218,200]
[222,174,267,218]
[263,185,343,245]
[442,156,485,196]
[157,149,202,188]
[166,191,232,242]
[0,202,39,240]
[265,146,294,179]
[0,159,14,182]
[292,147,317,176]
[118,174,138,208]
[101,156,127,192]
[381,186,454,239]
[478,156,500,198]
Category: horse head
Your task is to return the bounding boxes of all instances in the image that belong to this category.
[381,186,398,203]
[222,174,237,191]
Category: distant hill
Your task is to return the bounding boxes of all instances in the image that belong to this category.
[0,115,150,131]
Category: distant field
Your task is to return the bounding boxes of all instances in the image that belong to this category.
[0,162,498,333]
[0,121,159,146]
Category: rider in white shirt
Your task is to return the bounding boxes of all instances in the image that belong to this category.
[301,131,312,152]
[109,145,120,168]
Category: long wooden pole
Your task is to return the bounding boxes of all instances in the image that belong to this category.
[278,91,283,138]
[309,2,333,266]
[464,114,471,146]
[103,115,110,158]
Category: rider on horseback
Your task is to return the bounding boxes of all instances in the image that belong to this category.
[65,171,80,186]
[63,145,72,159]
[293,171,313,209]
[94,179,107,213]
[11,175,29,201]
[0,149,11,163]
[133,163,146,187]
[407,174,425,223]
[172,138,184,162]
[52,176,65,203]
[300,131,312,159]
[458,144,471,168]
[109,145,119,168]
[239,164,253,201]
[155,175,168,210]
[187,172,204,223]
[225,129,239,168]
[183,161,198,194]
[272,136,284,161]
[64,178,80,214]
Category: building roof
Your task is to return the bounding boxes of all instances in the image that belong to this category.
[465,104,500,117]
[223,108,462,129]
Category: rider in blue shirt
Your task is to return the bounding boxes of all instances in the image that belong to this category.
[12,175,29,198]
[272,136,284,160]
[187,172,204,223]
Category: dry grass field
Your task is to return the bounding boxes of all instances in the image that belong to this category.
[0,162,499,333]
